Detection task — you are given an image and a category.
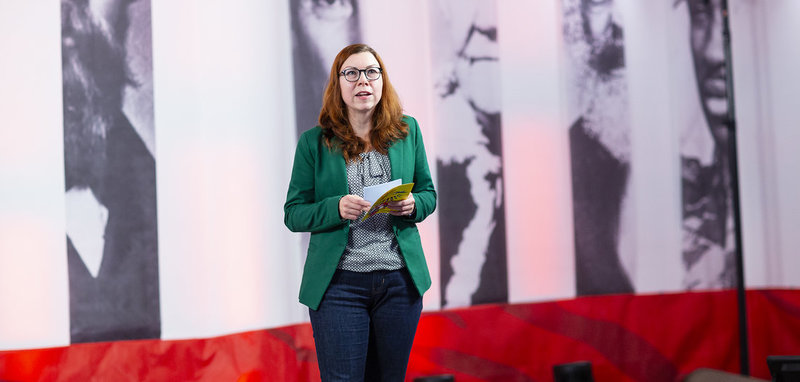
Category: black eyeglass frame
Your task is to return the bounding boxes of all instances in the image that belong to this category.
[339,67,383,82]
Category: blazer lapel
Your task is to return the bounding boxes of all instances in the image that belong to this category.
[322,138,349,195]
[334,155,350,195]
[388,140,404,182]
[335,155,348,195]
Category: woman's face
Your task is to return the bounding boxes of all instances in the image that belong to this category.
[339,51,383,116]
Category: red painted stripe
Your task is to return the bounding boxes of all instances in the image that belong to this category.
[504,300,680,381]
[1,289,797,381]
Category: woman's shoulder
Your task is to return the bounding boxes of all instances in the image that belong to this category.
[299,126,323,139]
[401,115,419,132]
[297,126,325,146]
[297,126,342,158]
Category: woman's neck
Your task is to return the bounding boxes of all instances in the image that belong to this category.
[349,111,373,142]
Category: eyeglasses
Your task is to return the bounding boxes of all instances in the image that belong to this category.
[339,67,382,82]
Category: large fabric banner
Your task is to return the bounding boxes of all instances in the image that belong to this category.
[671,0,738,290]
[429,0,509,309]
[61,0,159,343]
[1,1,800,368]
[562,0,635,296]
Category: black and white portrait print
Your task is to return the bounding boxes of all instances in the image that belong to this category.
[562,0,635,295]
[289,0,362,138]
[288,0,362,270]
[61,0,160,342]
[676,0,737,290]
[430,0,508,308]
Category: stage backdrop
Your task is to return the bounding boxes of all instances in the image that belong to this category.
[1,0,799,373]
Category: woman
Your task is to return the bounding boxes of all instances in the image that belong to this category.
[284,44,436,381]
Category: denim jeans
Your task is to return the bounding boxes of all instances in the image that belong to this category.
[309,268,423,382]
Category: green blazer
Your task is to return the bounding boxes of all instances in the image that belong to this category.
[284,115,436,310]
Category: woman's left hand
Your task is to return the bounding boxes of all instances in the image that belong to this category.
[387,193,415,217]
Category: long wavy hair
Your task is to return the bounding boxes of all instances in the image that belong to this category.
[318,44,407,162]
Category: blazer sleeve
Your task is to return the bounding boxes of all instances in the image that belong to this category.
[406,117,437,223]
[284,131,346,233]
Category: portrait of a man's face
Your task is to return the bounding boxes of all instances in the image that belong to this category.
[289,0,361,137]
[580,0,624,76]
[438,0,500,114]
[687,0,728,142]
[293,0,360,75]
[62,0,130,190]
[562,0,630,160]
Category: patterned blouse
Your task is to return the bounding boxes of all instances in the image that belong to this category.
[338,151,405,272]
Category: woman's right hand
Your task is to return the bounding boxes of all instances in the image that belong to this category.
[339,195,371,220]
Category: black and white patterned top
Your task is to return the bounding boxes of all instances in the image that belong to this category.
[338,151,405,272]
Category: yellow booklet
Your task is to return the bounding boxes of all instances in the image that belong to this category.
[361,182,415,221]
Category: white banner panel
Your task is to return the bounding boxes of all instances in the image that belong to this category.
[497,0,576,303]
[731,0,800,288]
[0,0,70,350]
[623,0,684,293]
[152,0,305,340]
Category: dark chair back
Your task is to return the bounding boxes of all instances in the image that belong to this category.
[553,361,594,382]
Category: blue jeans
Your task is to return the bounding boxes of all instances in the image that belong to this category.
[309,268,423,382]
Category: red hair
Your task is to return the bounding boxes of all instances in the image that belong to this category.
[318,44,407,162]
